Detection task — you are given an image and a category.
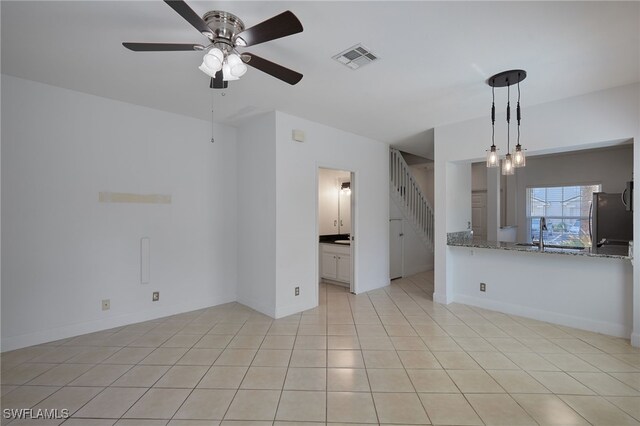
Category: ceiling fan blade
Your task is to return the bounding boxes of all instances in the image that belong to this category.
[243,52,303,85]
[210,71,228,89]
[164,0,214,40]
[123,42,205,52]
[235,11,303,47]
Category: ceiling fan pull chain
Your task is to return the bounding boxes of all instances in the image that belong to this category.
[211,91,215,143]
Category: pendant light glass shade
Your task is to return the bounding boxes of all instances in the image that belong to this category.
[486,146,499,168]
[513,144,526,167]
[502,153,515,175]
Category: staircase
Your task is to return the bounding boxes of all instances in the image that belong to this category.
[390,148,434,250]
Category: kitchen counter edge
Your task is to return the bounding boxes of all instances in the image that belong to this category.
[447,231,631,260]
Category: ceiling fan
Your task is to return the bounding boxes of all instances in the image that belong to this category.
[123,0,304,89]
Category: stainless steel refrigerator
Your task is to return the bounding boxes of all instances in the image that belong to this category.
[590,192,633,247]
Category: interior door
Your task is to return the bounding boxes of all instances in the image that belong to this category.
[472,192,487,240]
[389,219,403,279]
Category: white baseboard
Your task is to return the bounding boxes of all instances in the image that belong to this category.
[275,299,318,319]
[403,263,434,277]
[454,293,632,339]
[631,332,640,348]
[237,294,275,318]
[433,292,450,305]
[1,294,236,352]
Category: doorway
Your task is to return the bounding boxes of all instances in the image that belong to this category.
[317,167,355,294]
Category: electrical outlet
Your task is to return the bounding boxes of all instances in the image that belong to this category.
[480,283,486,292]
[102,299,110,311]
[152,291,159,302]
[294,287,300,296]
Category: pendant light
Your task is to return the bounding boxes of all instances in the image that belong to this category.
[486,85,499,167]
[502,82,514,176]
[486,69,527,174]
[513,78,526,167]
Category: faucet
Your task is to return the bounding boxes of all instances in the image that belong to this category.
[539,217,548,250]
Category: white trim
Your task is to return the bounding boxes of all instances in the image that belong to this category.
[237,295,275,319]
[316,164,358,300]
[403,263,433,277]
[389,218,404,279]
[1,295,236,352]
[631,332,640,347]
[454,293,632,338]
[350,171,356,293]
[433,292,450,305]
[275,299,318,319]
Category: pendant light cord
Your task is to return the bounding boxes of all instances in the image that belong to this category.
[517,76,521,146]
[506,82,510,154]
[491,85,496,148]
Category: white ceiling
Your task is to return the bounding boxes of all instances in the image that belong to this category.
[2,1,639,154]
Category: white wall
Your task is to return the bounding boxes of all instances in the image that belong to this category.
[236,112,277,317]
[434,83,640,343]
[274,112,390,318]
[1,75,238,351]
[452,247,633,337]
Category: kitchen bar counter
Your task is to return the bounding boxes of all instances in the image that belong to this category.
[447,231,631,260]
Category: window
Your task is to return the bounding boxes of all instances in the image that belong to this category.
[526,184,601,247]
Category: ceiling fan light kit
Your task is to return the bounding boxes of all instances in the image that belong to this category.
[123,1,304,88]
[486,69,527,175]
[200,48,223,75]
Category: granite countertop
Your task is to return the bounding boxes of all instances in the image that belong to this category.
[319,235,351,246]
[447,231,631,260]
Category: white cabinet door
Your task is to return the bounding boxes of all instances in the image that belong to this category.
[339,190,351,234]
[321,252,338,280]
[336,254,351,283]
[319,171,339,235]
[389,219,403,279]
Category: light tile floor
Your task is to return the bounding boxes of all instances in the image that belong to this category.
[2,271,640,425]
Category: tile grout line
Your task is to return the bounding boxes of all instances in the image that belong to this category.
[272,308,303,424]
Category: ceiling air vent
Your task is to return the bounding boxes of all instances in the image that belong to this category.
[333,44,379,70]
